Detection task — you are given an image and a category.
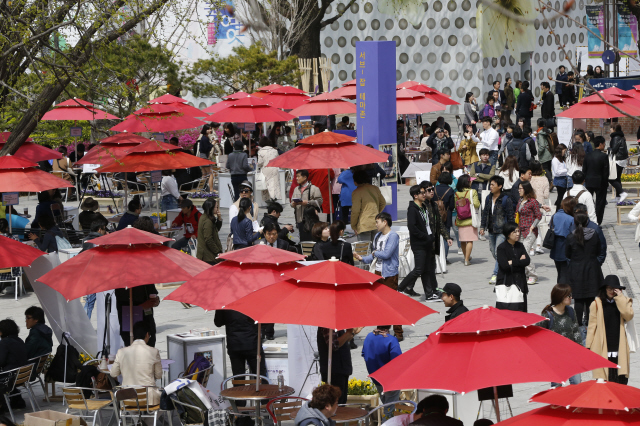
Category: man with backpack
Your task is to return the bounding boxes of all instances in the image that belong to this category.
[171,198,201,252]
[480,176,515,284]
[583,136,610,225]
[504,126,531,171]
[429,149,451,184]
[564,171,597,223]
[535,119,555,184]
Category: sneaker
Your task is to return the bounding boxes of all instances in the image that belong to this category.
[425,294,442,302]
[457,249,463,255]
[529,249,535,256]
[527,277,538,285]
[620,192,629,202]
[536,247,545,254]
[404,289,421,297]
[489,275,497,284]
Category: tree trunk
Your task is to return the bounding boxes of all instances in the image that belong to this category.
[291,16,324,92]
[0,78,70,156]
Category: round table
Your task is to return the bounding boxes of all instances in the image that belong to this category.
[221,385,294,426]
[289,406,369,424]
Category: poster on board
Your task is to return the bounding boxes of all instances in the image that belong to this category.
[586,6,605,58]
[618,4,639,58]
[556,117,574,147]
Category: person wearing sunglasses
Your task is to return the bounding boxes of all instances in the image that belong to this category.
[228,181,259,226]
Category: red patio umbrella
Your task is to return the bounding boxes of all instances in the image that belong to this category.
[369,326,616,394]
[36,227,209,341]
[396,81,459,106]
[288,92,357,116]
[225,259,438,384]
[96,148,212,173]
[262,86,311,110]
[496,405,640,425]
[295,130,355,145]
[0,141,61,163]
[202,90,256,116]
[0,156,74,192]
[110,111,207,133]
[252,84,283,98]
[283,257,381,284]
[436,305,546,334]
[206,96,296,123]
[0,132,33,142]
[222,91,255,100]
[42,98,120,121]
[217,244,305,265]
[148,94,190,104]
[329,85,356,100]
[136,102,209,118]
[100,133,151,145]
[75,144,137,166]
[529,379,640,411]
[0,235,45,269]
[396,88,446,114]
[342,79,356,86]
[558,94,640,119]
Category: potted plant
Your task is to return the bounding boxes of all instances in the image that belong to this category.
[189,192,218,207]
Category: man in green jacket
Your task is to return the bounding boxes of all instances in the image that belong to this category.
[535,118,555,184]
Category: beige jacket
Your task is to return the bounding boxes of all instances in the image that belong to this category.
[586,295,634,379]
[291,183,323,224]
[111,340,163,405]
[351,184,386,233]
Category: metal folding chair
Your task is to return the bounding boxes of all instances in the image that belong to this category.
[265,396,308,426]
[63,387,114,426]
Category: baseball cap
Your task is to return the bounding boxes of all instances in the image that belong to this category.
[437,283,462,299]
[240,181,253,191]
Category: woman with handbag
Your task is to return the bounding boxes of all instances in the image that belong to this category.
[496,222,530,312]
[549,196,577,283]
[459,126,479,166]
[586,276,634,384]
[566,212,605,329]
[552,144,571,210]
[257,137,281,201]
[516,181,542,284]
[455,175,481,266]
[539,283,583,386]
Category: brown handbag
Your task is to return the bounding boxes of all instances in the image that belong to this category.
[450,146,464,170]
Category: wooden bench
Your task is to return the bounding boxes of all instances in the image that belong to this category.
[616,199,639,225]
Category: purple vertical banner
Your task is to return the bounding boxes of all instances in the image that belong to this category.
[356,41,398,220]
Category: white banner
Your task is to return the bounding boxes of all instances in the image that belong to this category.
[287,325,320,398]
[26,254,97,356]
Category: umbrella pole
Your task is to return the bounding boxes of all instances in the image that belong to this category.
[8,212,11,235]
[493,386,501,422]
[129,288,134,345]
[255,322,261,392]
[327,169,333,224]
[327,329,333,384]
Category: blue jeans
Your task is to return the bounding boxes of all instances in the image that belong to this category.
[489,150,499,166]
[488,232,506,276]
[374,384,400,419]
[161,195,179,211]
[85,293,96,318]
[451,219,461,249]
[551,373,582,388]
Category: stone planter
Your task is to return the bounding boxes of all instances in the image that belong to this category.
[93,197,124,211]
[346,394,379,424]
[191,198,207,208]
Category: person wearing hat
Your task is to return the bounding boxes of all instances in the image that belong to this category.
[79,197,107,231]
[226,138,253,201]
[586,275,634,384]
[117,196,143,230]
[439,283,468,322]
[170,198,202,252]
[228,180,259,225]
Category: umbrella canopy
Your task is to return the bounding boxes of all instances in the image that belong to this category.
[202,99,238,115]
[217,244,305,265]
[0,235,45,269]
[164,262,300,310]
[329,85,356,100]
[148,94,190,104]
[0,142,61,163]
[283,259,381,284]
[224,278,437,330]
[396,81,459,105]
[436,305,546,334]
[97,149,212,173]
[42,98,120,120]
[558,94,640,119]
[254,84,283,94]
[135,103,209,118]
[266,140,388,169]
[289,91,357,116]
[75,144,136,166]
[342,79,356,86]
[37,243,209,301]
[0,156,73,192]
[222,91,255,100]
[207,96,296,123]
[496,406,640,426]
[370,326,617,394]
[0,132,32,142]
[262,88,311,110]
[591,88,640,108]
[396,89,446,114]
[110,112,207,133]
[88,226,172,245]
[529,379,640,411]
[100,133,151,145]
[296,130,355,145]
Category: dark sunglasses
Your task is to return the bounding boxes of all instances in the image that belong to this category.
[240,189,251,193]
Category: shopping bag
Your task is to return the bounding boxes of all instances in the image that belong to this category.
[470,191,480,228]
[254,170,266,191]
[609,155,618,180]
[626,319,640,353]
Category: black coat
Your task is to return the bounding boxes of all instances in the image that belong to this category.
[406,201,435,252]
[260,213,295,244]
[314,240,354,264]
[0,335,28,371]
[117,212,139,230]
[445,301,469,322]
[540,91,555,119]
[566,228,604,299]
[434,184,455,228]
[515,90,534,118]
[214,310,260,352]
[25,323,53,359]
[174,166,203,189]
[609,131,629,161]
[481,193,515,234]
[317,329,352,378]
[583,149,610,189]
[496,241,530,294]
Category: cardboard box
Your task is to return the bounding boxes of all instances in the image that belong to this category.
[24,411,88,426]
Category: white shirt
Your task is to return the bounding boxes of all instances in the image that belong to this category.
[161,175,180,198]
[566,155,583,177]
[471,127,500,153]
[374,232,390,272]
[551,158,568,178]
[498,170,518,190]
[564,184,597,223]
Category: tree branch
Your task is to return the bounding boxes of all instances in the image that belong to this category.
[320,0,355,27]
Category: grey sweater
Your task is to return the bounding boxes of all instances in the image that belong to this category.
[226,150,252,175]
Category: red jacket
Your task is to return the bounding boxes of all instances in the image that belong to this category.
[172,207,201,239]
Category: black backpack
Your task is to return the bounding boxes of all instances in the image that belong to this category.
[45,333,82,383]
[177,387,209,426]
[507,139,528,170]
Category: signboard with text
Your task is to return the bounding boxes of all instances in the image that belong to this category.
[69,127,83,137]
[2,192,19,205]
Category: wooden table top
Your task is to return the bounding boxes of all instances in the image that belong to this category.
[220,385,294,400]
[290,406,369,423]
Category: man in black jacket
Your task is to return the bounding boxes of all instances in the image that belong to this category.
[439,283,469,322]
[24,306,53,359]
[509,166,532,206]
[214,309,266,382]
[583,136,610,225]
[540,82,555,129]
[398,185,451,302]
[260,203,295,246]
[515,81,534,127]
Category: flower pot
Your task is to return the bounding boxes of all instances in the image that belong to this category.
[346,394,380,425]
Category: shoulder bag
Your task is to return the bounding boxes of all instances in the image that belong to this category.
[609,155,618,180]
[254,170,266,191]
[626,318,640,353]
[449,143,464,170]
[542,214,555,250]
[470,190,480,228]
[379,179,393,205]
